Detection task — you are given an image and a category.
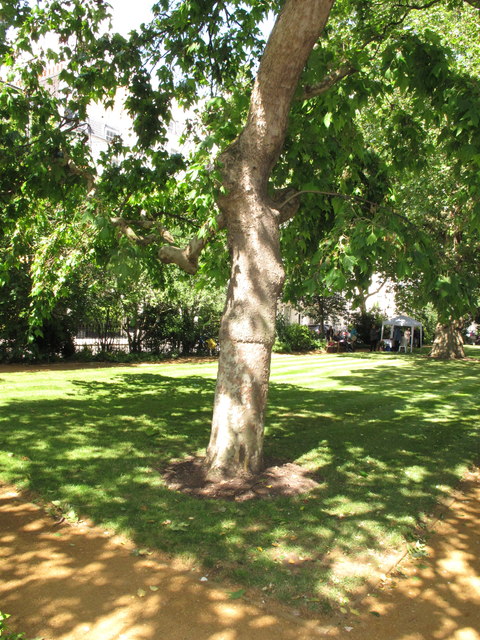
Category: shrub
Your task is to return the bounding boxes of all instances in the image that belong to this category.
[275,319,320,352]
[0,611,35,640]
[272,339,290,353]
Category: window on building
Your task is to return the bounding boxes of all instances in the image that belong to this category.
[105,126,120,143]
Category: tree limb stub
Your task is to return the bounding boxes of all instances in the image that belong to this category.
[158,213,225,274]
[157,244,199,274]
[111,212,225,275]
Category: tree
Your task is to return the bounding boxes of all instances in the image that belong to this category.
[430,321,466,359]
[2,0,480,478]
[293,3,480,359]
[293,293,348,336]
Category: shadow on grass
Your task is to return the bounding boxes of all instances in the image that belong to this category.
[0,356,479,612]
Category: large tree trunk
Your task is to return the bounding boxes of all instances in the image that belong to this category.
[430,321,465,359]
[205,198,284,478]
[205,0,334,480]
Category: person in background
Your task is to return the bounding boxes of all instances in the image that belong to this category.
[206,337,217,355]
[349,326,358,351]
[405,328,411,349]
[393,325,402,351]
[369,325,380,352]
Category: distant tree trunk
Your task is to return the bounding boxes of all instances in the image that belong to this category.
[355,285,368,316]
[204,0,334,480]
[317,296,326,336]
[430,321,465,359]
[125,315,144,353]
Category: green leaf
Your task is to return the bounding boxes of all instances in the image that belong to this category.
[228,589,246,600]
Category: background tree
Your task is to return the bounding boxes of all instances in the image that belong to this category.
[290,293,348,336]
[296,3,480,359]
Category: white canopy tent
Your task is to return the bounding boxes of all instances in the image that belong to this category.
[380,315,423,352]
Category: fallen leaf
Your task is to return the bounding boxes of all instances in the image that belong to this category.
[137,589,146,597]
[149,585,159,592]
[169,522,189,531]
[228,589,246,600]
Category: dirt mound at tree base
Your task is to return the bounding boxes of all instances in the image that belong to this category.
[162,456,321,501]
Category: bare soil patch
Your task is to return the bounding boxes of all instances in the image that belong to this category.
[162,456,321,501]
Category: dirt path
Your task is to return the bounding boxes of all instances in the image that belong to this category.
[1,473,479,640]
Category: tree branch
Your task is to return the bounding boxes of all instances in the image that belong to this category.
[300,65,357,100]
[269,187,301,223]
[363,278,388,300]
[279,189,380,210]
[59,151,95,192]
[110,217,176,245]
[390,0,441,10]
[227,0,335,178]
[111,212,225,275]
[158,212,225,274]
[278,188,414,225]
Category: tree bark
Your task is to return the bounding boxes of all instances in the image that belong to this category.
[356,285,368,316]
[430,321,465,359]
[318,296,326,337]
[204,0,334,479]
[205,196,284,478]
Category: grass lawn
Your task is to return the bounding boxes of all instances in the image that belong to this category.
[1,347,479,612]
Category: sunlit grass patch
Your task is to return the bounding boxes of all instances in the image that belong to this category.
[0,350,479,611]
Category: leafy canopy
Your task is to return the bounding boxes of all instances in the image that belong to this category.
[1,0,480,330]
